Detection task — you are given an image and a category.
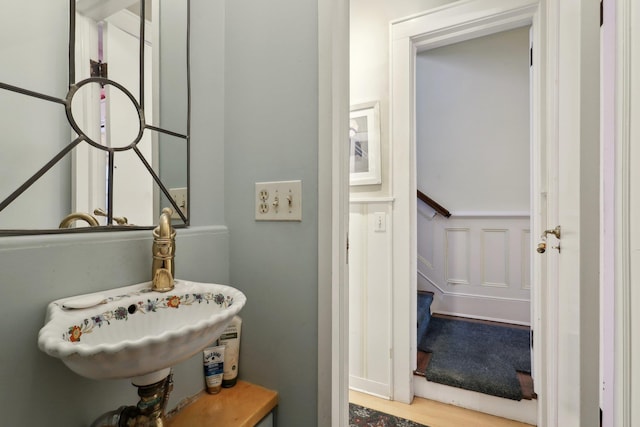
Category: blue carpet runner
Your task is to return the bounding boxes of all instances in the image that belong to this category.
[418,316,530,400]
[417,291,434,345]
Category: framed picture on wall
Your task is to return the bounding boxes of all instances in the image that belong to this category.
[349,101,381,186]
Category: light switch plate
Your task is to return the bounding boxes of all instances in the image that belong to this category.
[373,212,386,232]
[168,187,188,219]
[255,180,302,221]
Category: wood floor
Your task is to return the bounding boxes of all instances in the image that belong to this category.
[349,389,536,427]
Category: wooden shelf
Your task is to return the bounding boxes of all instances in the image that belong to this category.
[167,381,278,427]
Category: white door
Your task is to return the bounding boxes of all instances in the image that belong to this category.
[541,0,601,425]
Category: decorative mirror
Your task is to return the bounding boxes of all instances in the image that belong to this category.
[0,0,190,235]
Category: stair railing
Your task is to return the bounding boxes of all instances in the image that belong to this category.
[417,190,451,218]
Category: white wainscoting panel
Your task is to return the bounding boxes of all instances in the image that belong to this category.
[348,200,393,398]
[445,228,471,286]
[417,206,531,325]
[521,229,531,290]
[481,229,509,288]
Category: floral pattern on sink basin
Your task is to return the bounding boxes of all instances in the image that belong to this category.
[62,289,235,343]
[39,280,246,381]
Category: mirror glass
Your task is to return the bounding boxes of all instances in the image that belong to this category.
[0,0,190,234]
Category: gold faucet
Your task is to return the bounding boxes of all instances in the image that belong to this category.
[93,208,129,225]
[59,212,100,228]
[151,208,176,292]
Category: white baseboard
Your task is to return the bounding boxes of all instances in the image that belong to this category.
[418,275,530,325]
[349,376,391,399]
[413,374,537,425]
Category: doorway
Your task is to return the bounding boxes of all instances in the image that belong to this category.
[338,0,602,426]
[414,26,532,324]
[348,2,539,422]
[413,24,535,419]
[388,0,542,406]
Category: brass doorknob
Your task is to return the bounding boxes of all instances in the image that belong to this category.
[537,242,546,253]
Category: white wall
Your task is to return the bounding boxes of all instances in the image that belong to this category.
[414,26,531,324]
[349,201,393,397]
[350,0,458,198]
[415,26,531,212]
[348,0,469,398]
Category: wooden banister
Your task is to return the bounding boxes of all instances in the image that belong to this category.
[417,190,451,218]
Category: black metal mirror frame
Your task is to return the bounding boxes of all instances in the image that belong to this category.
[0,0,191,236]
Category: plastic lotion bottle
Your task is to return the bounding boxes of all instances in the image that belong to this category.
[218,316,242,387]
[203,345,225,394]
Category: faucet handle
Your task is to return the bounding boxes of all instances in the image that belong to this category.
[161,207,173,218]
[94,208,129,225]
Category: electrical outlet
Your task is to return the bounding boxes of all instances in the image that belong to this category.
[168,187,188,219]
[255,180,302,221]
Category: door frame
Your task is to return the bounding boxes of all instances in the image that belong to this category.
[389,0,541,405]
[617,0,637,424]
[318,0,350,425]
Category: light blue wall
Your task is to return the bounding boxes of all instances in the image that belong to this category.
[0,228,229,425]
[190,0,226,226]
[0,0,321,425]
[0,0,230,425]
[0,0,69,228]
[158,0,190,211]
[224,1,319,425]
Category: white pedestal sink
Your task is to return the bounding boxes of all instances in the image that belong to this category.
[38,279,246,385]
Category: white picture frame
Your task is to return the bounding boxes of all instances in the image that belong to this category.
[349,101,381,186]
